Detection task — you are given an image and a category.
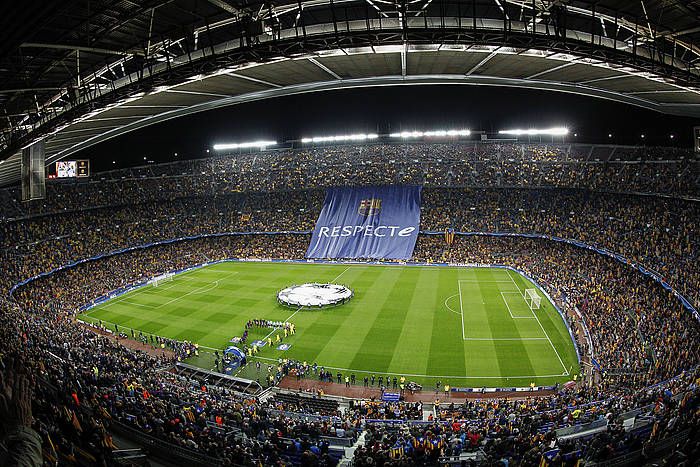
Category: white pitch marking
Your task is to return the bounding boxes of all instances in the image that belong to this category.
[197,345,220,351]
[530,309,570,375]
[329,266,351,284]
[99,285,156,309]
[188,281,220,295]
[116,300,156,309]
[155,285,209,309]
[501,292,536,319]
[155,271,238,309]
[146,281,181,292]
[443,294,461,315]
[458,279,466,340]
[457,280,515,283]
[505,269,569,375]
[506,268,524,296]
[463,337,548,341]
[95,268,235,311]
[284,306,304,323]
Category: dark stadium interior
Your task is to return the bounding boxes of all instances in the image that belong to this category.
[1,1,700,467]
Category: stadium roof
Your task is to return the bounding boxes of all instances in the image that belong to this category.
[2,0,700,186]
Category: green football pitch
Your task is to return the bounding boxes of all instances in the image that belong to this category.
[79,261,579,388]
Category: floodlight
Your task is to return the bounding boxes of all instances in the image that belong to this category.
[498,127,569,136]
[389,129,470,138]
[301,133,378,143]
[396,131,423,138]
[213,140,277,150]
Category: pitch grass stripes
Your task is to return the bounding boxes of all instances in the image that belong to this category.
[506,269,570,374]
[78,262,579,388]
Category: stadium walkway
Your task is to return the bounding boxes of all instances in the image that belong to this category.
[278,376,555,401]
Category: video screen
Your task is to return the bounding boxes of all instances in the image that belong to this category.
[56,161,77,178]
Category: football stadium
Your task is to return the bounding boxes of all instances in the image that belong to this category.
[1,2,700,467]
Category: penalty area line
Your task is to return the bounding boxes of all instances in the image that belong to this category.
[501,292,536,319]
[505,269,524,296]
[443,294,461,315]
[505,270,569,376]
[155,271,239,309]
[457,280,515,283]
[463,337,548,341]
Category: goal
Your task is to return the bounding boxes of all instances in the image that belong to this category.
[151,272,174,287]
[524,288,542,310]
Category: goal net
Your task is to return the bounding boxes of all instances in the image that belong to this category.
[524,288,542,310]
[151,272,174,287]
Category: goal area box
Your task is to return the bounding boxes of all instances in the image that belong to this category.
[524,288,542,310]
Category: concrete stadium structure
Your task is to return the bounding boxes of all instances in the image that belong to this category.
[2,0,700,185]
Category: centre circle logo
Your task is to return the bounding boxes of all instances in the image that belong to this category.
[277,283,354,308]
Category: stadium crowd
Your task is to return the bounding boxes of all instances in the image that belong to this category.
[355,373,699,466]
[0,142,699,466]
[1,143,696,220]
[2,188,700,309]
[2,232,699,465]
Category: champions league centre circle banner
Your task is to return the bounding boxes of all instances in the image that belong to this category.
[306,186,422,260]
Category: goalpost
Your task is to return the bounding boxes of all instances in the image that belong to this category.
[524,288,542,310]
[151,272,174,287]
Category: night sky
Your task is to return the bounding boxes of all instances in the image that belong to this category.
[77,85,699,173]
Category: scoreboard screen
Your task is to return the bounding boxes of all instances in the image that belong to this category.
[76,160,90,177]
[52,160,90,178]
[56,161,76,178]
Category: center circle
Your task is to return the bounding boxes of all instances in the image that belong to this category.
[277,283,354,308]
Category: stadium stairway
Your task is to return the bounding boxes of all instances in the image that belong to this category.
[337,431,367,467]
[111,448,150,466]
[109,429,198,467]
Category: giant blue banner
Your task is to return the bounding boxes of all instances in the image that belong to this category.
[306,186,422,260]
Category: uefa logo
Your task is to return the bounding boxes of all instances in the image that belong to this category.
[358,198,382,216]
